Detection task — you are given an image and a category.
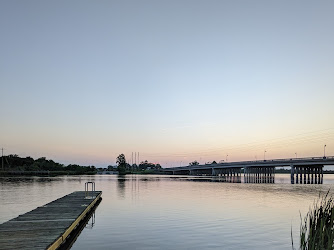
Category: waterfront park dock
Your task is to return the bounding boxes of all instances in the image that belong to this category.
[0,184,102,249]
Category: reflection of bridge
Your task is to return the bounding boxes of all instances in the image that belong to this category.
[162,156,334,184]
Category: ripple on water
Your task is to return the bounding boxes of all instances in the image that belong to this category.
[1,175,333,249]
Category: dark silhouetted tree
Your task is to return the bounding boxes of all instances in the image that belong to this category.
[189,160,199,166]
[116,154,127,175]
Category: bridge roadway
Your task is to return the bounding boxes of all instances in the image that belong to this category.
[162,156,334,184]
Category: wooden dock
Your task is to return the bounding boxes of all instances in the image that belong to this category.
[0,191,102,249]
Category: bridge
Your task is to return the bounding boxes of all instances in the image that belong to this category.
[162,156,334,184]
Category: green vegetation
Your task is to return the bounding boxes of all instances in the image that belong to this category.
[189,160,199,166]
[114,154,162,175]
[294,192,334,250]
[116,154,127,175]
[138,160,161,171]
[0,154,96,176]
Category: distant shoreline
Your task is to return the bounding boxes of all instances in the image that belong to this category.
[2,170,334,177]
[0,170,96,177]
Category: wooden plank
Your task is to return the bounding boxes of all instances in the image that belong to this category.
[0,191,102,250]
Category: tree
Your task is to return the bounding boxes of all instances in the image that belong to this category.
[116,154,127,175]
[189,160,199,166]
[107,165,116,171]
[138,160,161,170]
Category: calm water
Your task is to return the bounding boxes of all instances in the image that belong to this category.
[1,174,334,249]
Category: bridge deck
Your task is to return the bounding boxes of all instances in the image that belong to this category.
[164,156,334,171]
[0,191,102,250]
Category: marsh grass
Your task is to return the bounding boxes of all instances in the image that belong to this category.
[294,191,334,250]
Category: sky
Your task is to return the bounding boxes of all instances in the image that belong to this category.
[1,1,334,167]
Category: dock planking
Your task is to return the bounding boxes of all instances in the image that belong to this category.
[0,191,102,250]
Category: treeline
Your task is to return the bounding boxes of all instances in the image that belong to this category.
[113,154,162,175]
[0,154,96,175]
[138,160,162,170]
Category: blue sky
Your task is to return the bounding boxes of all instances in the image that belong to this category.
[1,1,333,167]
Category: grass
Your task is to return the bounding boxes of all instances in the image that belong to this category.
[293,191,334,250]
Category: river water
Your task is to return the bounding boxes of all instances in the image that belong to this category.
[1,174,334,249]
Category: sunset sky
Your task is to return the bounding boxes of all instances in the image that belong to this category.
[1,1,333,167]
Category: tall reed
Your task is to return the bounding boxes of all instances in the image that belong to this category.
[296,191,334,250]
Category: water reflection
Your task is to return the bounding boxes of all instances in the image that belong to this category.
[85,212,95,229]
[117,176,126,198]
[61,199,101,250]
[0,176,60,184]
[3,175,334,250]
[188,176,242,183]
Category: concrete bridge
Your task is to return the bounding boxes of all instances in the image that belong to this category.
[162,156,334,184]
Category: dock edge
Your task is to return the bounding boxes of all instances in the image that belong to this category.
[47,191,102,250]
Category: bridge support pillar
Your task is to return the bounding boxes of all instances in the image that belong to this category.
[243,168,246,183]
[265,167,268,183]
[291,165,323,184]
[310,167,313,183]
[253,168,256,183]
[253,168,255,183]
[211,168,216,176]
[245,168,248,183]
[272,167,275,183]
[243,167,275,184]
[321,166,324,184]
[291,165,295,184]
